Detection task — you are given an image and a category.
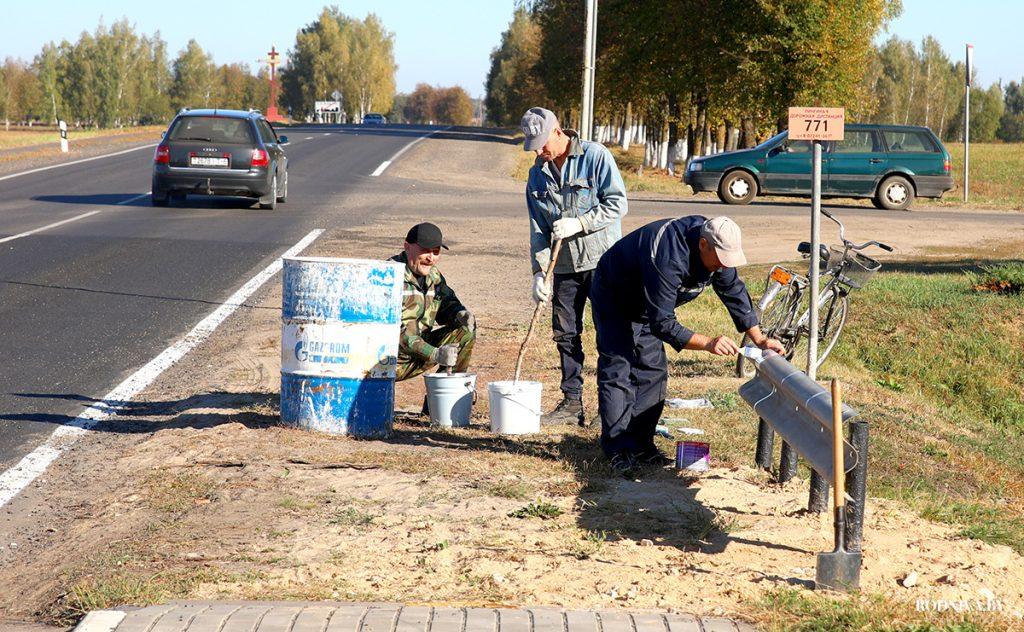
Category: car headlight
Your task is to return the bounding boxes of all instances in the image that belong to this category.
[689,162,703,172]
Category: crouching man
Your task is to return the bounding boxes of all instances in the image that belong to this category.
[390,222,475,381]
[591,216,785,475]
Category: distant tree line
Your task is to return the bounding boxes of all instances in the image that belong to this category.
[0,19,268,129]
[0,6,400,128]
[485,1,1022,173]
[279,7,397,123]
[397,84,475,125]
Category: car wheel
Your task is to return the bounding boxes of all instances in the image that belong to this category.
[259,175,278,210]
[718,170,757,205]
[276,170,288,203]
[151,191,169,207]
[875,175,915,211]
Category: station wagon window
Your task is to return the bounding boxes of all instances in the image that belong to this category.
[883,130,936,152]
[782,140,812,153]
[257,120,278,144]
[168,116,255,144]
[831,131,878,153]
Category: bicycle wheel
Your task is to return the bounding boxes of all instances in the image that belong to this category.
[735,284,800,378]
[789,291,849,373]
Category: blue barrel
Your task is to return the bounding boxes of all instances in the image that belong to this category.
[280,256,404,437]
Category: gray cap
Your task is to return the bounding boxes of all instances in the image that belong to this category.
[520,107,558,151]
[701,217,747,268]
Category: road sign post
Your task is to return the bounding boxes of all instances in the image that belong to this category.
[787,106,845,511]
[58,119,68,153]
[964,44,973,203]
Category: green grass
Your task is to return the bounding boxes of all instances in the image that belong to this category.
[508,499,564,520]
[754,588,1003,631]
[942,143,1024,210]
[678,260,1024,555]
[968,262,1024,294]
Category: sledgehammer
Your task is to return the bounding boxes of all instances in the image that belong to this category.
[815,379,861,591]
[513,239,563,383]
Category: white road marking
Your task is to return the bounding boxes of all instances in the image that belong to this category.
[369,126,451,177]
[370,161,392,177]
[0,210,102,244]
[0,228,325,509]
[322,133,331,136]
[0,143,158,183]
[304,136,314,140]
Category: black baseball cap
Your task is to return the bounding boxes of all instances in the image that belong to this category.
[405,222,449,250]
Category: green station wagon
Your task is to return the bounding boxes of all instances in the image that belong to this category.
[684,124,954,210]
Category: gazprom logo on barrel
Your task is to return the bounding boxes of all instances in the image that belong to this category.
[294,340,352,364]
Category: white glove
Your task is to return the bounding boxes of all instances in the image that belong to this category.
[552,217,584,240]
[431,343,459,367]
[532,272,551,305]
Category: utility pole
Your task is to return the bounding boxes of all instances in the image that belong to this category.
[580,0,597,140]
[964,44,973,203]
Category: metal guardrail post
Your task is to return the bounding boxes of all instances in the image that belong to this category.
[808,472,830,512]
[779,441,798,483]
[755,418,774,472]
[844,420,869,551]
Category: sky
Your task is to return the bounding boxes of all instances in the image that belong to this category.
[2,1,1022,99]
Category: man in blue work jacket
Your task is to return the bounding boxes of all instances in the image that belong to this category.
[591,215,785,475]
[522,107,628,426]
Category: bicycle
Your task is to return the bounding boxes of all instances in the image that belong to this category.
[735,209,893,378]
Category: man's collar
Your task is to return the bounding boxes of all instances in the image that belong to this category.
[564,129,584,157]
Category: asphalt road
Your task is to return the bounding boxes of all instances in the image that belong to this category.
[0,124,444,474]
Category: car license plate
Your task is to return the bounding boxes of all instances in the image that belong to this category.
[189,155,229,168]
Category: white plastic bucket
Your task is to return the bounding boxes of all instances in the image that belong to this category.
[487,380,542,435]
[424,373,477,428]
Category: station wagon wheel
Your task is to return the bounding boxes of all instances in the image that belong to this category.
[717,170,757,205]
[277,169,288,203]
[875,175,915,211]
[260,174,278,210]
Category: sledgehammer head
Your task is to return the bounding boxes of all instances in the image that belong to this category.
[815,546,861,592]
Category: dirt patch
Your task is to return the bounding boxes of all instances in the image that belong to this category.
[2,133,1024,628]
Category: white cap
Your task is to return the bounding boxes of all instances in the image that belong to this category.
[700,217,747,268]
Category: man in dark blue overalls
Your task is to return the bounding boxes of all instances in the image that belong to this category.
[591,216,785,474]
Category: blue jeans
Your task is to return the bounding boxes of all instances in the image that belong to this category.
[551,270,593,399]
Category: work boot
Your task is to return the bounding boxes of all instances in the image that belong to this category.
[541,395,584,426]
[608,451,639,478]
[636,445,674,468]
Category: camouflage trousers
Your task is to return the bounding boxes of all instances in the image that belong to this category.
[395,323,475,382]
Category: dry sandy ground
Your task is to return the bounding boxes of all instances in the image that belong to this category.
[1,133,1023,629]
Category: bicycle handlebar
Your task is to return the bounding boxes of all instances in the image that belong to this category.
[819,209,893,253]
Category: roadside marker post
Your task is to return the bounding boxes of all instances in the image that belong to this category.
[784,106,845,511]
[58,119,68,153]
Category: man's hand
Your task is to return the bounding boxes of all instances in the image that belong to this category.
[704,335,740,356]
[552,217,584,240]
[431,343,460,367]
[759,337,786,354]
[456,309,475,331]
[532,272,551,304]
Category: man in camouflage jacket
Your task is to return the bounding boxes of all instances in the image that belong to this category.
[390,223,475,381]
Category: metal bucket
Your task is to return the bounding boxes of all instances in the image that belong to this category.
[424,373,476,428]
[280,256,403,438]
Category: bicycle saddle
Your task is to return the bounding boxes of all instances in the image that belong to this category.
[797,241,830,262]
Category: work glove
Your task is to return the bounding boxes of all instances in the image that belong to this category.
[532,272,551,305]
[431,343,460,367]
[456,309,476,331]
[552,217,584,240]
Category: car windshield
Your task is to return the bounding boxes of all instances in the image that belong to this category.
[754,131,787,150]
[168,117,254,144]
